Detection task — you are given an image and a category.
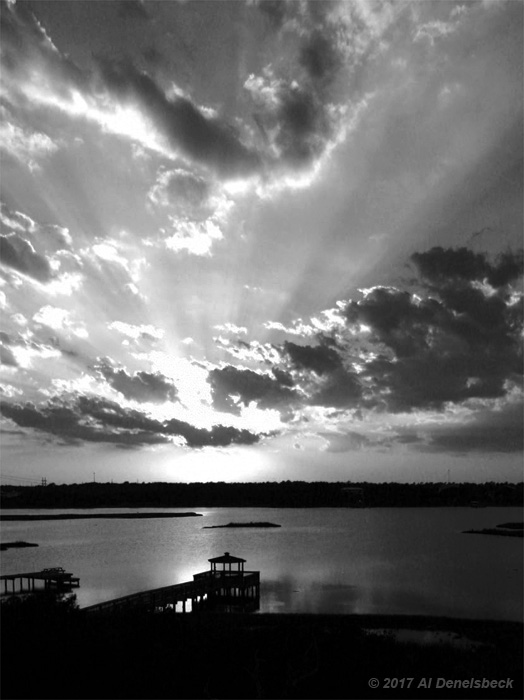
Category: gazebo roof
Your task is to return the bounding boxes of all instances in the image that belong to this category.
[208,552,246,564]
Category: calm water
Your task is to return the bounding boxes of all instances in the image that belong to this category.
[1,507,522,620]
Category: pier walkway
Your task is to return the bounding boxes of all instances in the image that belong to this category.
[1,567,80,594]
[82,552,260,615]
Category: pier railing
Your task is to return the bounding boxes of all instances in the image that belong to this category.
[82,570,260,615]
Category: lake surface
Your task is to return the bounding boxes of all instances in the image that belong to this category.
[1,507,522,620]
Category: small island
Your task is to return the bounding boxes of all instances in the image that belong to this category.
[463,522,524,538]
[0,541,39,551]
[203,521,281,529]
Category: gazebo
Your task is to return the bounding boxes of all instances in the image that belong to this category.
[208,552,246,576]
[191,552,259,611]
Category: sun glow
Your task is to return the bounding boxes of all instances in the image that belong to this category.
[159,445,270,483]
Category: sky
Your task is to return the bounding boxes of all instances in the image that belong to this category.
[0,0,522,485]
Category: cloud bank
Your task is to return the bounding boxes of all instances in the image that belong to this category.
[210,246,523,453]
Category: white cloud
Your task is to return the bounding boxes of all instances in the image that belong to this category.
[87,240,135,274]
[414,20,458,46]
[10,313,28,326]
[108,321,164,341]
[265,320,316,337]
[214,336,282,365]
[46,272,84,296]
[0,383,23,398]
[0,114,60,171]
[165,218,223,256]
[264,306,346,338]
[213,323,247,335]
[9,343,61,369]
[0,206,37,233]
[48,373,112,398]
[92,242,123,263]
[32,305,88,339]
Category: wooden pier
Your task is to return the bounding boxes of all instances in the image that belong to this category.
[1,567,80,594]
[82,552,260,615]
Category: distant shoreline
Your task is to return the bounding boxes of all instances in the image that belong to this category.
[1,481,521,509]
[203,521,281,528]
[0,513,202,521]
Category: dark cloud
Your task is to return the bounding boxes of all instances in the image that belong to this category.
[272,367,294,387]
[340,249,523,411]
[0,398,165,447]
[2,2,259,179]
[0,234,53,282]
[148,168,211,214]
[319,430,372,453]
[3,0,345,179]
[346,287,440,359]
[281,340,361,407]
[272,84,331,167]
[164,170,210,207]
[414,401,524,455]
[0,204,75,297]
[256,0,338,39]
[222,247,523,455]
[487,250,524,289]
[97,59,261,177]
[0,395,260,448]
[283,340,342,375]
[0,332,19,366]
[299,29,342,83]
[308,368,362,409]
[163,417,260,449]
[209,354,362,416]
[412,246,524,289]
[363,353,506,413]
[96,360,178,404]
[208,366,298,415]
[412,247,489,284]
[142,46,164,66]
[249,0,348,171]
[118,1,149,21]
[276,86,329,165]
[0,343,17,367]
[256,0,289,29]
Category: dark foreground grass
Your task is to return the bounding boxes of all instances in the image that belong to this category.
[1,596,522,699]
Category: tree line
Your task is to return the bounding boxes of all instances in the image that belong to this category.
[1,481,522,508]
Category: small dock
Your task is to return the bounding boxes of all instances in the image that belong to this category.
[1,567,80,594]
[83,552,260,614]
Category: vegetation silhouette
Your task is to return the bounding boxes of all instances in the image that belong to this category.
[1,481,522,509]
[1,595,522,699]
